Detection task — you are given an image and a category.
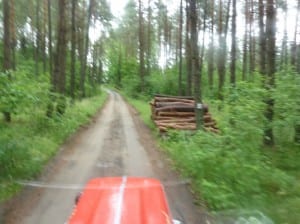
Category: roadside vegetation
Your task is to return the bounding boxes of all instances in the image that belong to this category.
[1,0,300,223]
[0,63,107,201]
[1,0,110,202]
[124,69,300,224]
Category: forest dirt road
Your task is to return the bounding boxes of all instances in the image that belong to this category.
[1,91,208,224]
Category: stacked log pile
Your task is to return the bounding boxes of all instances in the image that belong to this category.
[150,95,219,133]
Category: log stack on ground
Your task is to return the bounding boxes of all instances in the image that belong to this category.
[150,95,219,133]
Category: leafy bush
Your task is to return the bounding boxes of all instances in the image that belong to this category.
[0,93,107,201]
[0,68,50,120]
[160,82,295,217]
[163,129,293,211]
[147,68,179,96]
[127,78,300,223]
[273,69,300,143]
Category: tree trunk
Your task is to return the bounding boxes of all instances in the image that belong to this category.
[207,0,215,90]
[117,50,122,88]
[291,0,300,69]
[185,1,192,96]
[178,0,183,95]
[70,0,77,101]
[35,0,40,76]
[138,0,146,92]
[2,0,10,63]
[189,0,203,129]
[264,0,276,146]
[146,0,152,77]
[230,0,236,86]
[55,0,67,95]
[258,0,266,76]
[47,0,53,89]
[42,0,48,73]
[10,0,16,71]
[80,0,94,98]
[280,0,288,70]
[52,0,68,115]
[249,0,255,79]
[242,0,249,81]
[3,0,12,122]
[217,0,230,101]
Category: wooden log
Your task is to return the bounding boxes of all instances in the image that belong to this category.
[203,115,213,122]
[155,105,195,112]
[154,94,194,100]
[204,127,220,134]
[157,123,197,130]
[155,121,196,127]
[204,121,217,127]
[157,112,195,117]
[154,118,196,123]
[158,126,168,132]
[155,102,194,108]
[154,97,195,104]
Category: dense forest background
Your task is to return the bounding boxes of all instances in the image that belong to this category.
[0,0,299,223]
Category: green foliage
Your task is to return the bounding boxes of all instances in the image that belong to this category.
[273,69,300,143]
[163,129,293,210]
[0,71,29,116]
[0,66,50,120]
[126,96,155,129]
[219,81,267,145]
[0,93,107,201]
[128,78,300,223]
[147,67,179,96]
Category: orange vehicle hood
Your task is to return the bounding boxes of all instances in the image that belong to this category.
[68,177,173,224]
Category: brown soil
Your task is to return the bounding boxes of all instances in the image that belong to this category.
[0,91,209,224]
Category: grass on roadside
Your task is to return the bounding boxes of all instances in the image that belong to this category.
[0,92,107,202]
[126,96,300,224]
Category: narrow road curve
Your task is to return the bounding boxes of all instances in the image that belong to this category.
[2,91,208,224]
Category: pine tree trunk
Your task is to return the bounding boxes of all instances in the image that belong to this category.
[280,0,288,70]
[138,0,146,92]
[42,0,47,73]
[70,0,77,101]
[80,0,94,98]
[185,1,192,96]
[3,0,12,122]
[207,0,215,90]
[146,0,152,77]
[178,0,183,95]
[35,0,40,76]
[55,0,67,95]
[189,0,203,129]
[10,0,16,71]
[291,1,300,67]
[217,0,230,101]
[230,0,236,86]
[249,0,255,79]
[47,0,53,89]
[264,0,276,146]
[258,0,266,76]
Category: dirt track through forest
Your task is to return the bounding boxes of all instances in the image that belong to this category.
[1,91,209,224]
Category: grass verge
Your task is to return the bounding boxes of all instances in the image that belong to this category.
[0,92,108,202]
[126,96,300,224]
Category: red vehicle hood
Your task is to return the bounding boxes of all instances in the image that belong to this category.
[68,177,173,224]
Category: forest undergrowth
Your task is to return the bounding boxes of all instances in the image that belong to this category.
[126,73,300,224]
[0,68,107,201]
